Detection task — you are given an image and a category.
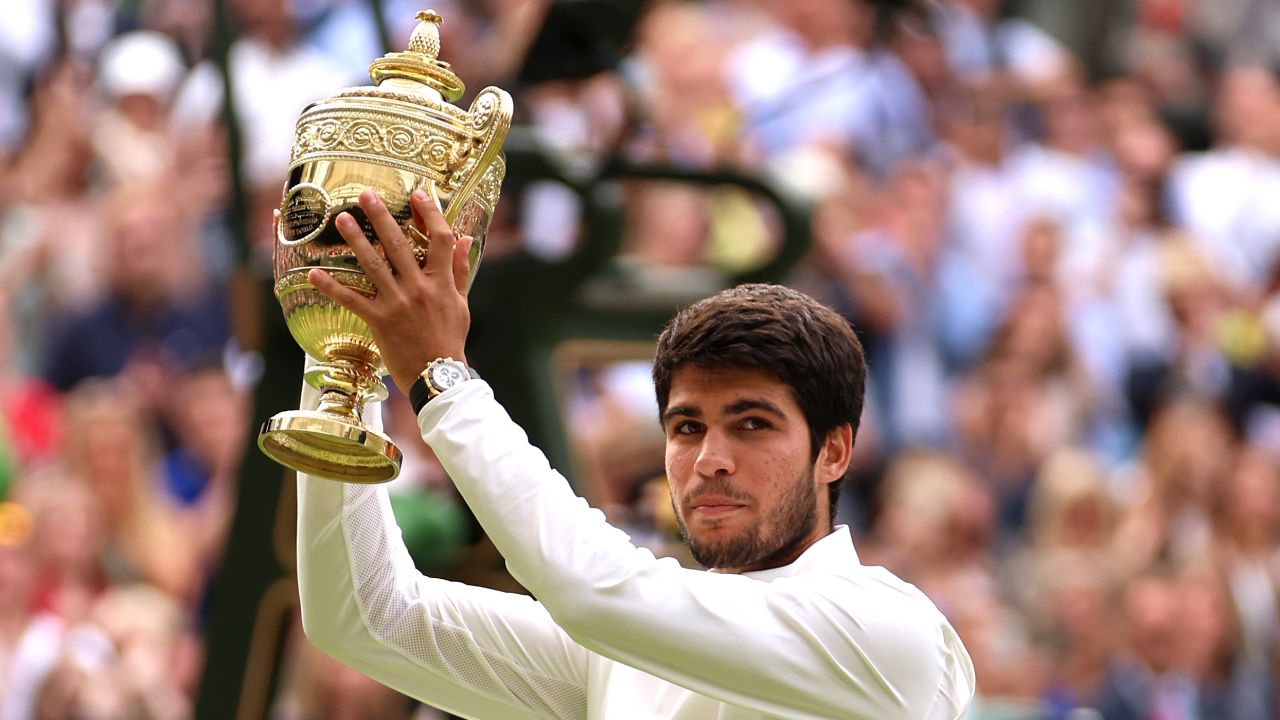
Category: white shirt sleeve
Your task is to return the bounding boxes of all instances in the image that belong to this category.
[420,381,973,720]
[294,379,591,720]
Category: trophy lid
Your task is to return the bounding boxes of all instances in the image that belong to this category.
[367,10,465,102]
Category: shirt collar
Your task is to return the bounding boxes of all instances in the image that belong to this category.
[739,525,860,582]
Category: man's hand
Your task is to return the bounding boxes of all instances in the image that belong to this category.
[309,188,474,394]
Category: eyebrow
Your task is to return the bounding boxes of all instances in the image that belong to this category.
[662,405,700,425]
[662,398,786,425]
[724,398,785,418]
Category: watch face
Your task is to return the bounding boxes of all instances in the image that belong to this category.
[429,361,468,392]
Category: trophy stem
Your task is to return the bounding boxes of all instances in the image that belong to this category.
[258,349,401,483]
[309,352,385,424]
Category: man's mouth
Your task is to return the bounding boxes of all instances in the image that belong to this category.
[690,497,748,517]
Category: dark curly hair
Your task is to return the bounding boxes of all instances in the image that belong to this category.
[652,283,867,523]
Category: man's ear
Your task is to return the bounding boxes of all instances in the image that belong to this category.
[816,424,853,485]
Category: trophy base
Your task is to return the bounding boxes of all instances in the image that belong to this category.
[258,411,402,483]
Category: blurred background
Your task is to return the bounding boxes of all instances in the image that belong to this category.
[2,0,1280,718]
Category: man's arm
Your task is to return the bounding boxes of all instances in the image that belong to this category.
[305,189,973,718]
[295,378,591,720]
[419,382,974,720]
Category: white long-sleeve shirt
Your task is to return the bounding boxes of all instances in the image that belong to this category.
[296,379,975,719]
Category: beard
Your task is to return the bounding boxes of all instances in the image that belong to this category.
[674,465,819,570]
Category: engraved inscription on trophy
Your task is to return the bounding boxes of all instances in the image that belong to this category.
[281,183,332,245]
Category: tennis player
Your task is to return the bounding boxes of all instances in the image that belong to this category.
[295,189,975,719]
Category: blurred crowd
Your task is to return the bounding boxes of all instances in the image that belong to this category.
[2,0,1280,718]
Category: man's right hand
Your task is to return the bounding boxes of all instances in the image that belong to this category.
[309,189,474,394]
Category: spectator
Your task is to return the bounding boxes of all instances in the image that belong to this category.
[1113,398,1237,575]
[952,282,1092,538]
[0,501,65,720]
[862,450,995,611]
[1167,65,1280,296]
[1092,568,1196,720]
[827,160,954,450]
[1206,444,1280,717]
[34,584,192,720]
[21,469,108,624]
[61,381,199,603]
[1009,447,1123,617]
[41,179,231,395]
[1034,564,1123,718]
[725,0,877,158]
[92,31,189,185]
[2,57,105,343]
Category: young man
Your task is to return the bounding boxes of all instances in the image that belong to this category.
[298,189,974,719]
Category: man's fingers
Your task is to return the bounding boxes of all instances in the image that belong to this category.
[335,211,396,291]
[411,189,457,277]
[409,187,443,233]
[309,268,374,317]
[359,189,418,277]
[453,236,475,296]
[411,188,454,240]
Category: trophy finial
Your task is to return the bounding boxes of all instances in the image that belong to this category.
[367,8,464,101]
[409,10,443,59]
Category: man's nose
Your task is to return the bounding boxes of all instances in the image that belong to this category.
[693,428,735,477]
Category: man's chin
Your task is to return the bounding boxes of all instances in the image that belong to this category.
[685,531,759,570]
[684,515,746,546]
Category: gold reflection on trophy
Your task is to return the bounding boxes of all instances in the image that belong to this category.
[258,10,512,483]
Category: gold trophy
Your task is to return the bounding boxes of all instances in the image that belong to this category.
[258,10,512,483]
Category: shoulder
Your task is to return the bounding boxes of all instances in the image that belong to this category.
[776,563,950,628]
[781,564,960,655]
[770,567,973,715]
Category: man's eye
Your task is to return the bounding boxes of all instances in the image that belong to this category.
[741,417,771,431]
[673,421,702,435]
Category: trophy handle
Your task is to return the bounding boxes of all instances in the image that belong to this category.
[445,86,513,225]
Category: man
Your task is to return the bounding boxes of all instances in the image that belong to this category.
[297,189,975,719]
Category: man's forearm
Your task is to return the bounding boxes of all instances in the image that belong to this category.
[293,378,589,719]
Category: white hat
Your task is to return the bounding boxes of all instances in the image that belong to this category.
[97,30,186,101]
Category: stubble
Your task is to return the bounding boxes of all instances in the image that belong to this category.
[675,466,819,571]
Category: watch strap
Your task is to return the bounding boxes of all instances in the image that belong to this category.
[409,375,432,415]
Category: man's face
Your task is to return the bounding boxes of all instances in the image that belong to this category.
[108,202,177,306]
[662,366,840,573]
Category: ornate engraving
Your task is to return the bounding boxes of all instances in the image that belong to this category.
[472,94,495,130]
[475,155,505,215]
[386,126,419,155]
[292,108,472,177]
[331,87,469,121]
[275,269,375,300]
